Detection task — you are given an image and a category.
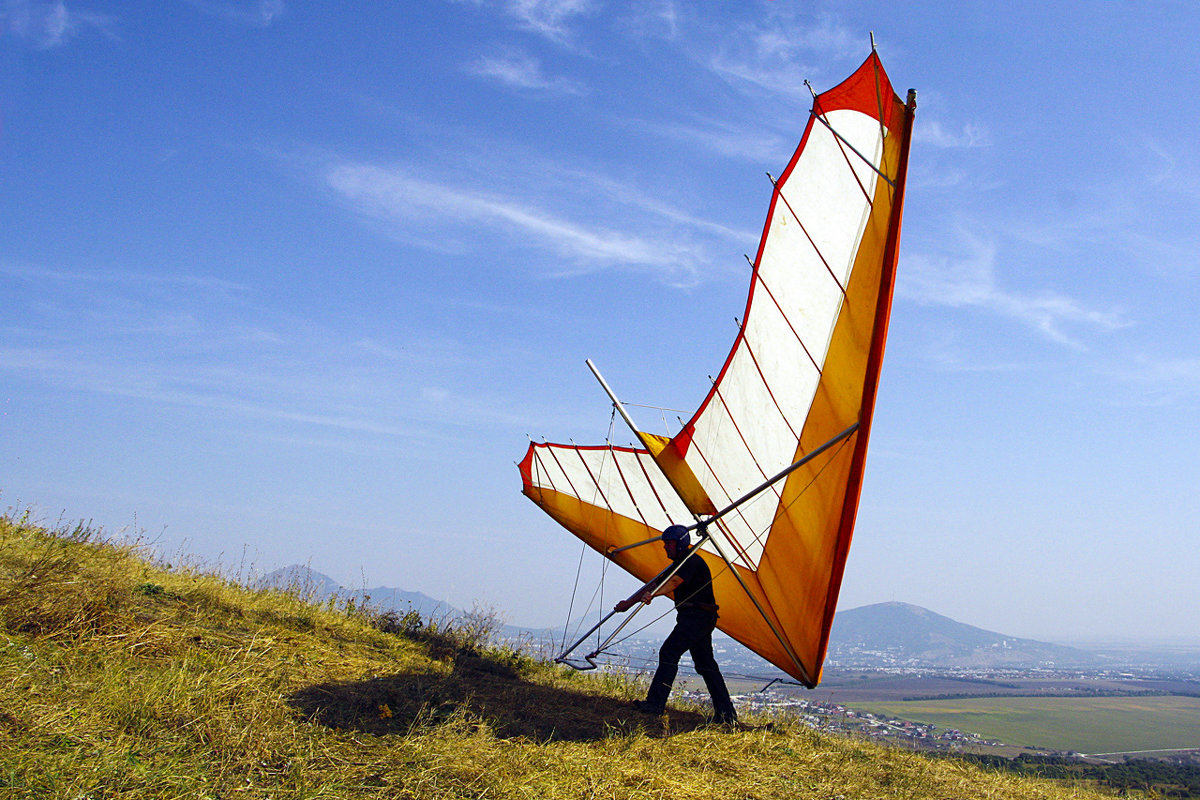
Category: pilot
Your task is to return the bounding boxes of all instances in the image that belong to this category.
[614,524,737,725]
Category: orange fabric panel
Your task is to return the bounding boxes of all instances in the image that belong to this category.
[523,482,815,683]
[756,92,908,684]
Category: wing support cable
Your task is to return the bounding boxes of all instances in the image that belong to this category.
[680,422,860,684]
[563,536,740,665]
[558,361,861,679]
[555,556,689,670]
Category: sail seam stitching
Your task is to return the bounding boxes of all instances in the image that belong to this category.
[771,182,847,299]
[756,270,822,377]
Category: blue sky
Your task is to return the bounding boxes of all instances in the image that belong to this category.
[3,0,1198,646]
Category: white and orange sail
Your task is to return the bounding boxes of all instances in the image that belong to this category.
[518,51,915,687]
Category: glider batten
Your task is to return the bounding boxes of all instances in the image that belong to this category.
[678,106,889,574]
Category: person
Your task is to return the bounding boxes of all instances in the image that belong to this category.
[614,524,737,724]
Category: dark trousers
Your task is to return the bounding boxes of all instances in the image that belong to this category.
[645,610,736,721]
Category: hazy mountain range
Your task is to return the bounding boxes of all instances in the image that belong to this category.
[261,566,1121,669]
[257,565,459,622]
[826,601,1103,668]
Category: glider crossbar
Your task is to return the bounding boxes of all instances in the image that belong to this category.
[808,109,896,189]
[702,421,860,530]
[608,534,664,555]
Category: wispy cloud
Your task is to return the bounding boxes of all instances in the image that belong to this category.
[643,117,790,164]
[2,0,116,48]
[916,119,991,149]
[1111,355,1200,407]
[457,0,595,44]
[1143,138,1200,198]
[1,261,250,294]
[0,344,443,439]
[899,230,1127,348]
[467,47,585,94]
[1,262,533,445]
[707,13,861,98]
[325,160,719,282]
[613,1,681,42]
[179,0,284,28]
[562,164,755,242]
[504,0,594,43]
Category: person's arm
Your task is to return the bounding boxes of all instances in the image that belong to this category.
[614,574,683,612]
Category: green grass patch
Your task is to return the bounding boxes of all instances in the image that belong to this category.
[856,695,1200,754]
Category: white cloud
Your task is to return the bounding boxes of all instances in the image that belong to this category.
[915,119,991,149]
[707,13,861,98]
[467,48,585,94]
[0,260,534,444]
[504,0,594,43]
[325,161,712,281]
[1,261,250,294]
[899,230,1126,348]
[455,0,595,44]
[2,0,116,47]
[562,164,754,243]
[645,117,790,164]
[1100,354,1200,409]
[179,0,284,27]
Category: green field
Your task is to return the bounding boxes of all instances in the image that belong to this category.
[855,695,1200,754]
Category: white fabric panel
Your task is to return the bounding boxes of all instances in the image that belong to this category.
[528,444,691,532]
[684,108,885,570]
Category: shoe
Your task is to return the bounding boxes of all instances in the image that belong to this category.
[633,701,665,715]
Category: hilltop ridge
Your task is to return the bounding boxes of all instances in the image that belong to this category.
[258,564,460,621]
[828,601,1103,668]
[0,512,1112,799]
[262,567,1107,672]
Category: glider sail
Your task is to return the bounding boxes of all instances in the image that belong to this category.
[518,52,915,687]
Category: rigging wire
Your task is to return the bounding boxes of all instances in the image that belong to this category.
[558,406,622,657]
[560,543,588,654]
[566,424,854,664]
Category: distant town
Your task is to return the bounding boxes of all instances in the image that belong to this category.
[530,623,1200,765]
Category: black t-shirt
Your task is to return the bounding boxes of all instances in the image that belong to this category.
[670,549,716,608]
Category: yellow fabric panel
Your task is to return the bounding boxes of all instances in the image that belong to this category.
[756,120,904,684]
[640,433,720,517]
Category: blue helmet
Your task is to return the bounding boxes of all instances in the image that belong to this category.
[662,524,691,547]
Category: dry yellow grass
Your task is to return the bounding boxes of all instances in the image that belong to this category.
[0,512,1124,799]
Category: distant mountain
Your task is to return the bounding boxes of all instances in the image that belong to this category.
[256,570,1101,670]
[827,602,1103,668]
[257,565,461,621]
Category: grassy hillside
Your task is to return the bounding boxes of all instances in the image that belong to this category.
[0,512,1120,799]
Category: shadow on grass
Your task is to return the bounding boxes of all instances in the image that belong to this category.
[288,651,709,741]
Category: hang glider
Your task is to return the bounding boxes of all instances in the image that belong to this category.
[518,51,916,688]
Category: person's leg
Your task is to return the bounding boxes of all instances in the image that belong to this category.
[643,620,693,710]
[687,616,737,723]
